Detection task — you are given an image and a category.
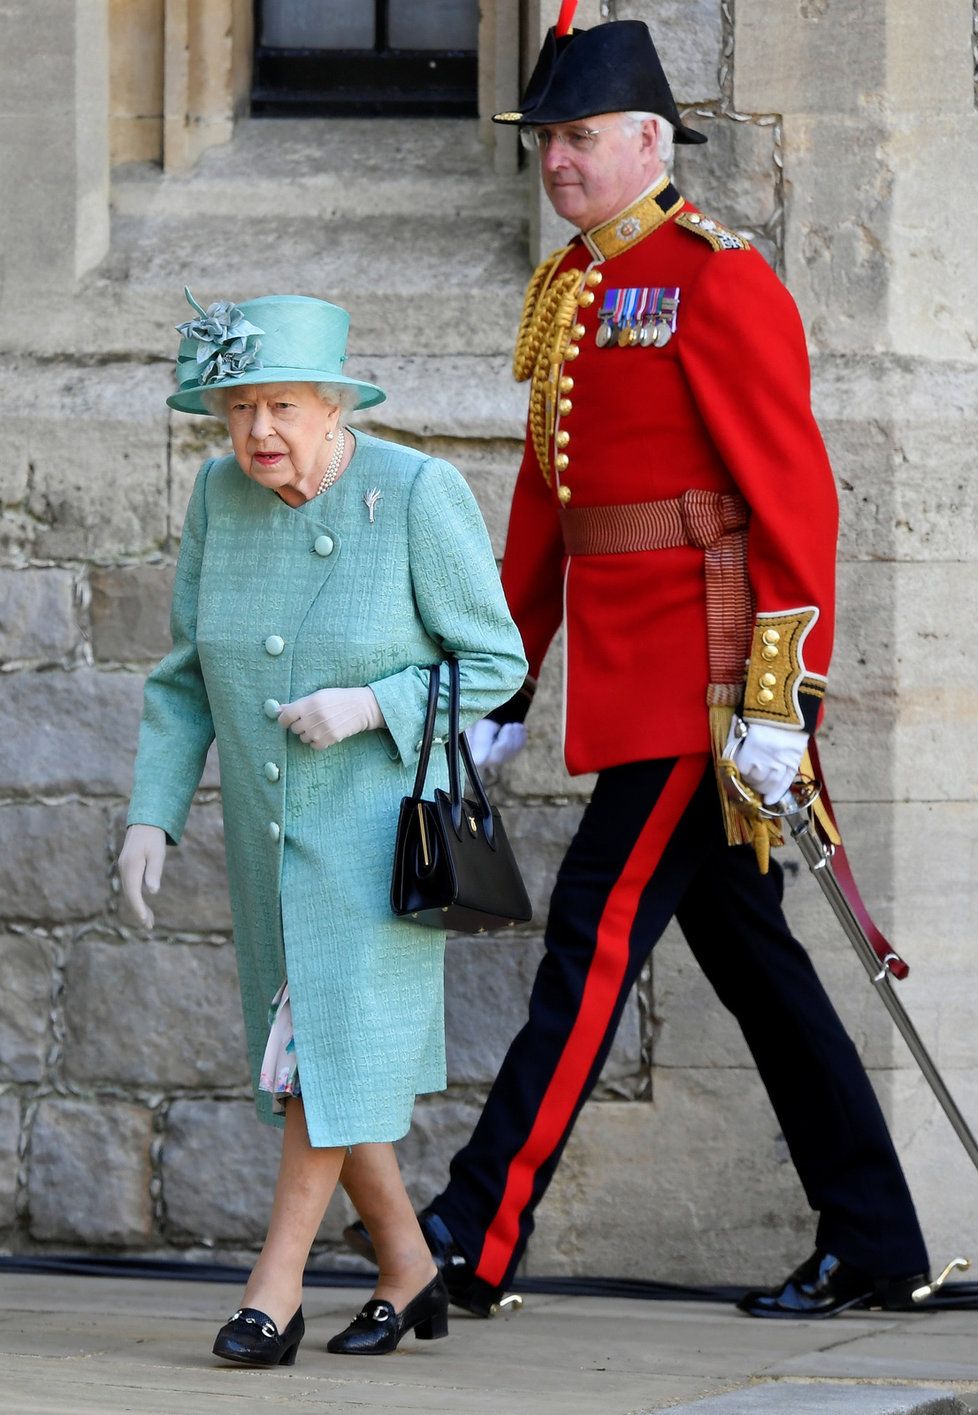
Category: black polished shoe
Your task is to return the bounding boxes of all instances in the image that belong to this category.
[737,1250,929,1319]
[343,1207,519,1318]
[326,1273,449,1355]
[212,1305,304,1365]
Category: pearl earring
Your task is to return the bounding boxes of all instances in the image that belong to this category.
[326,429,335,441]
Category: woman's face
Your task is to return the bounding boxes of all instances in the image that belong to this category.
[227,383,340,496]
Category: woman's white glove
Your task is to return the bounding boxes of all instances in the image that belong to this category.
[724,717,808,805]
[118,823,167,930]
[278,686,384,750]
[466,718,528,769]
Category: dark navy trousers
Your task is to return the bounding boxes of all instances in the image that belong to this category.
[432,755,927,1300]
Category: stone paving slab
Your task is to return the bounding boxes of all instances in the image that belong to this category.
[666,1385,966,1414]
[1,1274,978,1415]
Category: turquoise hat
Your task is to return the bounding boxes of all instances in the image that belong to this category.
[167,289,386,416]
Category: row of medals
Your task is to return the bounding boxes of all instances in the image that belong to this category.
[597,315,675,349]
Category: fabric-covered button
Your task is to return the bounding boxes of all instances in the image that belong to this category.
[263,698,281,719]
[265,635,285,656]
[314,534,334,557]
[264,761,280,782]
[268,821,281,842]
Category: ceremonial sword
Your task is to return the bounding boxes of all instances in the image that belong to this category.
[721,733,976,1301]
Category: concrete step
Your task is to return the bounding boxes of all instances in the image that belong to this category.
[669,1385,968,1415]
[15,118,534,362]
[112,116,527,224]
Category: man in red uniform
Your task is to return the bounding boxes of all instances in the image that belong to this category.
[347,14,930,1319]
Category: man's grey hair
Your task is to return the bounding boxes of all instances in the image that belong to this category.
[622,111,675,168]
[200,382,360,420]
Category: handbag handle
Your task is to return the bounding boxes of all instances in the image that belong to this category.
[444,655,497,846]
[409,663,441,804]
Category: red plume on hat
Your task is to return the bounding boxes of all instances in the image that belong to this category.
[555,0,578,36]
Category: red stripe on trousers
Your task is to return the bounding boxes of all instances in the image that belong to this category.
[475,754,708,1287]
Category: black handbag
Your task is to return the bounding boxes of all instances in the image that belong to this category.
[390,656,533,933]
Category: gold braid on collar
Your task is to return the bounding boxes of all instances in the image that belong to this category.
[513,245,580,485]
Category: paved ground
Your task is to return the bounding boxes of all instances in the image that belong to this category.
[2,1272,978,1415]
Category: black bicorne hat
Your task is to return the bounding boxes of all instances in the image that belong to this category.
[493,20,706,145]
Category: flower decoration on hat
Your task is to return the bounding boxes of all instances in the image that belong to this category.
[176,286,264,385]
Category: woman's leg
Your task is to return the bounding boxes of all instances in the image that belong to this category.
[242,1098,345,1329]
[341,1144,436,1309]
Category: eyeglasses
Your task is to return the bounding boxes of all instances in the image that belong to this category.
[518,121,623,154]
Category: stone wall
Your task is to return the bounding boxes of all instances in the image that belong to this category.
[1,0,976,1287]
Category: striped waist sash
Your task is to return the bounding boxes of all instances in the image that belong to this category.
[559,489,752,698]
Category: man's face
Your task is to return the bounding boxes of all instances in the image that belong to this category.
[534,113,665,231]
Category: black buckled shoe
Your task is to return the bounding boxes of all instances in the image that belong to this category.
[212,1305,304,1365]
[326,1273,449,1355]
[737,1250,929,1319]
[343,1207,521,1319]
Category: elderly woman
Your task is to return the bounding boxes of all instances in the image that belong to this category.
[118,291,526,1364]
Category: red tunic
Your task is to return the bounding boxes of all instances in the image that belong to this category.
[501,181,839,775]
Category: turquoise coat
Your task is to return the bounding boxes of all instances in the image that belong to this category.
[128,434,527,1146]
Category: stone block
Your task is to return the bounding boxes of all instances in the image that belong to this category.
[734,0,886,117]
[0,804,108,922]
[355,355,529,444]
[616,0,723,104]
[0,1092,19,1229]
[888,1066,978,1281]
[63,936,247,1088]
[163,1099,281,1242]
[0,571,77,664]
[0,362,171,559]
[500,804,585,924]
[887,118,978,363]
[0,669,145,796]
[780,116,893,355]
[130,801,232,933]
[824,562,977,802]
[394,1095,485,1211]
[0,0,108,289]
[526,1075,812,1285]
[90,564,175,663]
[28,1099,154,1243]
[446,934,642,1087]
[815,356,978,567]
[674,115,777,231]
[109,0,164,167]
[0,934,56,1082]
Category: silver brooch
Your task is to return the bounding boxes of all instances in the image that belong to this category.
[364,488,382,524]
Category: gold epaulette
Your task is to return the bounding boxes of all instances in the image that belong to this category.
[675,211,751,252]
[513,245,580,484]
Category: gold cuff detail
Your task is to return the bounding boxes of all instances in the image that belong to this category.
[743,608,818,728]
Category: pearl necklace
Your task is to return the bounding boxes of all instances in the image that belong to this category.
[315,426,346,498]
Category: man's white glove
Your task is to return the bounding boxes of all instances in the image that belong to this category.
[466,718,528,769]
[118,823,167,930]
[724,717,808,806]
[278,686,384,750]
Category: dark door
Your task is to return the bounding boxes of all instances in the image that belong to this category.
[252,0,480,116]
